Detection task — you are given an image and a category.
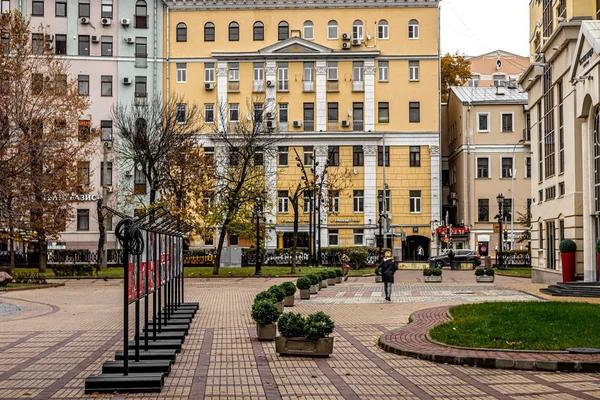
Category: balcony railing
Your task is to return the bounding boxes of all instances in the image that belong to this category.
[327,81,339,92]
[352,119,363,131]
[228,81,240,92]
[352,81,364,91]
[253,80,264,92]
[303,120,314,132]
[327,121,339,131]
[279,122,289,132]
[303,81,314,92]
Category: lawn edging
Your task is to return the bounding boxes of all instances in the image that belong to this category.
[0,282,65,292]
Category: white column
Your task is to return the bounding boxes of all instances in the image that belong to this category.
[266,61,277,119]
[217,61,228,130]
[364,145,377,243]
[316,145,328,247]
[316,61,327,132]
[265,146,277,249]
[429,144,442,227]
[364,60,376,132]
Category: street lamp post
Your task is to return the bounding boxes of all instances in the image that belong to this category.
[511,139,526,250]
[254,189,268,276]
[377,193,384,256]
[496,193,505,270]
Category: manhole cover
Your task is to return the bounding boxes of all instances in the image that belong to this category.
[567,347,600,354]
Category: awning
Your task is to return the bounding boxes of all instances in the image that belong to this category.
[478,235,490,242]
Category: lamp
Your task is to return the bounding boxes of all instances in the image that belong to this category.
[496,193,505,270]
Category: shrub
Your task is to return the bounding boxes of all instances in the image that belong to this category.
[475,268,485,276]
[348,248,368,269]
[334,268,343,277]
[12,271,47,284]
[485,268,495,276]
[559,239,577,253]
[423,268,432,276]
[267,285,286,302]
[306,273,320,285]
[326,270,336,279]
[255,290,276,303]
[277,312,306,337]
[296,276,312,290]
[280,281,297,296]
[304,311,335,340]
[52,264,94,277]
[318,271,328,281]
[424,268,442,276]
[251,299,281,325]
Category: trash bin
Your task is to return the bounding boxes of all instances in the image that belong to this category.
[429,260,436,269]
[451,260,461,271]
[485,256,492,268]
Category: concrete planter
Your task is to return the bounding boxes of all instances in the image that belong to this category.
[310,284,318,294]
[299,289,310,299]
[321,280,328,288]
[257,323,276,340]
[276,301,284,312]
[476,275,495,283]
[318,281,322,290]
[275,336,334,357]
[283,295,295,307]
[424,276,442,283]
[327,278,336,286]
[335,276,342,283]
[375,276,383,283]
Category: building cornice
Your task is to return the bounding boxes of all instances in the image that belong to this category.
[164,0,439,11]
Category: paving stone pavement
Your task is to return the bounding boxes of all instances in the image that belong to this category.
[0,300,26,317]
[0,271,599,400]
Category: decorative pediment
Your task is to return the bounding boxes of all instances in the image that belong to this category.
[569,21,600,82]
[259,37,333,55]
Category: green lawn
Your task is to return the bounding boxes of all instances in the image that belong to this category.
[429,302,600,351]
[495,267,532,278]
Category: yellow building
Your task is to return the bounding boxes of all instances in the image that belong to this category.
[163,0,441,260]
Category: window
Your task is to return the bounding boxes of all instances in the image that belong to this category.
[558,81,564,174]
[328,20,338,39]
[353,146,364,166]
[78,161,90,185]
[204,62,215,83]
[409,102,420,123]
[409,190,421,213]
[229,103,239,122]
[303,194,313,213]
[409,61,419,81]
[378,61,388,82]
[378,20,388,39]
[410,146,421,167]
[54,119,66,135]
[353,102,363,131]
[135,0,147,29]
[278,62,288,91]
[278,21,289,40]
[501,113,513,132]
[493,74,505,87]
[559,181,565,196]
[78,120,90,141]
[101,0,112,18]
[254,103,264,124]
[303,103,314,131]
[526,157,531,178]
[56,0,67,16]
[253,62,264,91]
[353,190,364,212]
[478,199,489,222]
[55,34,66,54]
[32,0,44,16]
[228,148,239,167]
[253,22,264,41]
[303,146,313,166]
[100,161,113,186]
[204,22,215,41]
[100,120,112,141]
[78,0,89,17]
[78,35,89,56]
[303,21,314,40]
[134,167,146,194]
[77,209,90,231]
[229,22,239,41]
[378,146,389,167]
[176,63,187,83]
[477,157,489,178]
[501,157,513,178]
[328,146,339,166]
[408,19,419,39]
[78,74,89,96]
[254,151,264,167]
[328,102,338,123]
[278,191,289,213]
[352,20,363,40]
[32,33,44,55]
[545,186,556,200]
[2,34,9,55]
[1,0,8,13]
[328,191,340,213]
[204,104,214,124]
[378,102,389,123]
[303,62,314,91]
[279,103,288,124]
[32,73,43,94]
[135,76,147,100]
[173,103,186,124]
[559,218,565,242]
[538,222,544,249]
[378,189,391,213]
[101,75,112,97]
[477,113,489,132]
[278,146,288,167]
[101,35,112,56]
[468,75,480,87]
[353,61,364,90]
[329,229,339,246]
[353,229,364,246]
[176,23,187,42]
[327,61,338,81]
[54,74,67,91]
[503,198,512,222]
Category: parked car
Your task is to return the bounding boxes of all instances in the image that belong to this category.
[428,249,481,268]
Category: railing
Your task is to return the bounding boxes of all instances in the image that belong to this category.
[352,81,364,91]
[228,81,240,92]
[353,119,364,131]
[279,122,289,132]
[303,120,314,132]
[303,81,314,92]
[496,250,531,266]
[253,81,264,92]
[327,81,339,91]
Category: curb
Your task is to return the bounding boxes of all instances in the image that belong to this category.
[0,283,65,292]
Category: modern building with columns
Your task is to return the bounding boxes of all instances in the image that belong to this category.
[163,0,441,259]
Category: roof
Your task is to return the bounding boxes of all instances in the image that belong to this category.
[568,20,600,82]
[163,0,439,10]
[467,50,528,59]
[450,86,528,105]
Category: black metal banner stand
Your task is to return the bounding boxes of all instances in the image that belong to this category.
[85,208,196,394]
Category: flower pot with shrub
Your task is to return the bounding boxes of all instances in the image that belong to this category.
[559,239,577,282]
[306,273,320,294]
[280,281,297,307]
[319,271,328,288]
[423,267,442,282]
[326,270,337,285]
[296,277,312,300]
[334,268,343,283]
[267,285,286,312]
[475,268,495,282]
[252,299,281,340]
[275,311,335,357]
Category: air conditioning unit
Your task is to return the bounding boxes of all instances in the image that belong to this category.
[121,18,130,26]
[125,38,134,44]
[79,17,89,24]
[125,170,133,177]
[342,42,350,50]
[342,33,351,40]
[44,76,52,82]
[106,186,114,193]
[266,112,273,119]
[45,42,54,49]
[91,35,100,43]
[266,120,275,129]
[353,167,359,175]
[103,141,113,149]
[45,34,54,42]
[341,120,350,127]
[101,18,112,26]
[352,39,361,46]
[293,121,302,128]
[205,83,214,90]
[266,80,274,88]
[123,77,131,85]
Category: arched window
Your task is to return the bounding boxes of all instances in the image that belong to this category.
[594,107,600,212]
[204,22,215,42]
[378,20,389,40]
[352,20,363,40]
[278,21,289,41]
[327,20,338,40]
[135,0,147,29]
[303,21,314,40]
[229,22,239,41]
[253,22,264,41]
[408,19,419,39]
[176,23,187,42]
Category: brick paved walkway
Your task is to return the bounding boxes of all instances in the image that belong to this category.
[0,272,599,399]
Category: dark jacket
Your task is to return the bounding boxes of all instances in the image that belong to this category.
[379,258,397,283]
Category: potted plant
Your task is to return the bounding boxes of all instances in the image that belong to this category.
[326,270,337,286]
[275,311,335,357]
[306,273,320,294]
[375,267,382,283]
[280,281,297,307]
[334,268,343,284]
[559,239,577,282]
[423,267,442,283]
[296,277,311,300]
[267,285,286,312]
[255,290,276,303]
[251,299,281,340]
[475,268,495,283]
[319,271,328,288]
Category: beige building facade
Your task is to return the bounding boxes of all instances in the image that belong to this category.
[466,50,529,88]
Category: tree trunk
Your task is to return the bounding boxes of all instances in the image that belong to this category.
[213,218,230,275]
[8,232,15,275]
[96,198,105,275]
[38,236,47,273]
[290,199,299,274]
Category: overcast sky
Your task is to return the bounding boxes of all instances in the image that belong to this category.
[440,0,530,57]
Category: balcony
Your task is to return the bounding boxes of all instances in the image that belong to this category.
[352,81,364,92]
[228,81,240,92]
[352,119,363,131]
[253,80,264,92]
[327,81,339,92]
[303,120,314,132]
[303,81,314,92]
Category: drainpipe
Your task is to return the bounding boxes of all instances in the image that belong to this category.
[153,0,158,97]
[161,1,170,104]
[466,105,472,247]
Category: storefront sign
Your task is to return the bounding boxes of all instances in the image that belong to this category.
[579,48,594,67]
[331,219,360,223]
[71,194,103,202]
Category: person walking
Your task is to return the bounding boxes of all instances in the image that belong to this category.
[341,252,350,281]
[379,250,397,301]
[417,245,424,261]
